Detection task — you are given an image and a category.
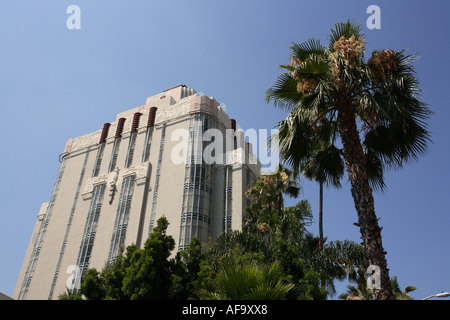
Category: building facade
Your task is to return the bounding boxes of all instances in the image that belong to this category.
[14,85,261,300]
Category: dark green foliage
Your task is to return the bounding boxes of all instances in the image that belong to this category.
[170,235,208,300]
[80,268,106,300]
[122,216,175,300]
[196,260,294,300]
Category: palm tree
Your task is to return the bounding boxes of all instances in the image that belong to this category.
[338,283,373,300]
[391,276,417,300]
[338,275,417,300]
[298,237,367,297]
[203,230,275,273]
[244,164,300,236]
[274,114,344,249]
[303,149,343,250]
[196,260,294,300]
[273,93,386,251]
[266,20,432,299]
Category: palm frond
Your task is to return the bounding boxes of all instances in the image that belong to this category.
[363,114,431,171]
[290,38,325,61]
[328,19,364,51]
[304,145,345,188]
[364,149,386,192]
[274,112,315,170]
[297,54,330,75]
[265,72,302,111]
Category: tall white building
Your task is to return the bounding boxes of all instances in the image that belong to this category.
[14,85,261,300]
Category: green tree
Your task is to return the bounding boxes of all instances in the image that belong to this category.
[203,230,272,274]
[122,216,175,300]
[391,276,416,300]
[242,167,330,300]
[244,165,301,238]
[79,268,106,300]
[101,247,127,300]
[266,20,432,299]
[170,235,209,300]
[308,239,366,297]
[60,221,209,300]
[58,289,83,300]
[275,199,313,242]
[197,260,294,300]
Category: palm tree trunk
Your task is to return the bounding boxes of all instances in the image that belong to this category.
[318,181,326,290]
[318,181,324,250]
[336,101,394,300]
[277,191,283,212]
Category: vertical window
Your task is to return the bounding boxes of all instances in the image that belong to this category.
[125,112,141,168]
[143,107,157,162]
[93,122,111,177]
[72,184,106,292]
[148,125,166,235]
[108,118,126,172]
[108,175,135,262]
[108,138,121,172]
[223,166,233,233]
[178,114,215,251]
[92,143,105,177]
[142,127,153,162]
[124,132,137,168]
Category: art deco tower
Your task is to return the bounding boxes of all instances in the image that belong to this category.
[14,85,261,300]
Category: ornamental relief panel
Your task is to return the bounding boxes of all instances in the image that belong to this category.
[81,162,151,200]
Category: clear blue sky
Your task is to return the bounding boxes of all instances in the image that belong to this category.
[1,0,449,300]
